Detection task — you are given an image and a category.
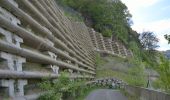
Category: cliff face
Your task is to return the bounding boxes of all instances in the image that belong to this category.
[0,0,132,99]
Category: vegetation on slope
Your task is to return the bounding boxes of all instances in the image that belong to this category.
[56,0,138,44]
[153,56,170,93]
[96,55,146,87]
[56,0,159,68]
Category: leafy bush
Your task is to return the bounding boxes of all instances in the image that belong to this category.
[38,72,85,100]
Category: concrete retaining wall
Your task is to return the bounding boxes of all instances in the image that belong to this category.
[0,0,132,99]
[125,85,170,100]
[0,0,95,99]
[88,28,133,58]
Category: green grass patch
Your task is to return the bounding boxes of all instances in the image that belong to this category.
[96,69,146,87]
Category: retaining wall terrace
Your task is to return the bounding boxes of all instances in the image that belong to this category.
[88,28,133,58]
[0,0,132,99]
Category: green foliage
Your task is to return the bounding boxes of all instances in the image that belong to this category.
[127,58,146,86]
[164,34,170,44]
[38,72,85,100]
[128,40,159,69]
[156,56,170,92]
[96,56,146,87]
[56,0,136,44]
[95,54,107,66]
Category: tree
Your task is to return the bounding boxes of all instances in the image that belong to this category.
[164,34,170,44]
[139,31,159,51]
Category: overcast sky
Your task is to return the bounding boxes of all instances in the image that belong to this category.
[121,0,170,51]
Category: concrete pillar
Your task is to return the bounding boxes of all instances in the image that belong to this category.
[123,46,128,56]
[0,27,23,48]
[16,80,27,96]
[0,51,26,97]
[43,51,59,74]
[12,35,23,48]
[0,27,12,43]
[116,42,121,55]
[0,52,26,71]
[0,79,15,97]
[49,65,59,74]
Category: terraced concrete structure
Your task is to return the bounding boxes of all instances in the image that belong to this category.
[0,0,132,99]
[89,28,133,58]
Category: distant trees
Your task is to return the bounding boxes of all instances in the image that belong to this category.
[139,31,159,51]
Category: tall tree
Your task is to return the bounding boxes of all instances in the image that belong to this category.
[139,31,159,51]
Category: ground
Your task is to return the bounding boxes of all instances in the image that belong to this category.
[85,89,128,100]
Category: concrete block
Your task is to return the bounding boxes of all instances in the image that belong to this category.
[43,51,57,60]
[0,7,20,25]
[0,27,12,43]
[0,27,23,47]
[0,79,27,97]
[51,65,59,74]
[16,80,27,96]
[0,79,15,97]
[12,34,23,48]
[0,52,26,71]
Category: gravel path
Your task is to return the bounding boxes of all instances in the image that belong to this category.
[85,89,128,100]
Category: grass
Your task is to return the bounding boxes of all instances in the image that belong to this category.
[96,69,146,87]
[95,55,147,87]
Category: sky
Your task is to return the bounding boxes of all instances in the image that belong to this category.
[121,0,170,51]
